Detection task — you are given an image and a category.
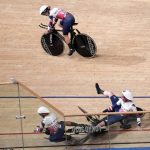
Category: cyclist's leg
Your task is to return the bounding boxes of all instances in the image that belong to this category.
[110,95,119,105]
[98,115,126,126]
[62,15,75,40]
[102,91,120,112]
[103,90,119,105]
[106,115,126,126]
[63,16,75,55]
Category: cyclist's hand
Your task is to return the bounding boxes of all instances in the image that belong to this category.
[48,27,55,32]
[48,26,51,31]
[50,27,55,32]
[34,126,43,133]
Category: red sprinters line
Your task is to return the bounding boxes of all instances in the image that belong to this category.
[0,128,150,136]
[110,128,150,133]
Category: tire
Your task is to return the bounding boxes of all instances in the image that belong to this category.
[41,33,64,56]
[72,34,97,58]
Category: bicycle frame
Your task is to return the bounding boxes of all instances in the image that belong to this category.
[39,23,80,44]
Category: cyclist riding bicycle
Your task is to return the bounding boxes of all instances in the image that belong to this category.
[39,5,76,56]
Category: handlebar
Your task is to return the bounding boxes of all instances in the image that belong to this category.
[39,23,63,33]
[39,23,48,29]
[39,23,56,29]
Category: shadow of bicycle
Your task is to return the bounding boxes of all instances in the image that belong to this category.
[75,54,145,66]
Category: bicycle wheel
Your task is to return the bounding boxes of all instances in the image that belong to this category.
[41,33,64,56]
[72,33,97,58]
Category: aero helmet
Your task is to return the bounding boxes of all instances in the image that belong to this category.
[37,106,50,114]
[39,5,49,15]
[122,90,133,101]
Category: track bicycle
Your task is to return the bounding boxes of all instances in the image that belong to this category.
[39,23,97,57]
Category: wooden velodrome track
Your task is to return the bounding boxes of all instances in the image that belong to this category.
[0,0,150,149]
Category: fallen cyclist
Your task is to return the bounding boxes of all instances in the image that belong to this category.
[35,106,93,142]
[94,83,143,129]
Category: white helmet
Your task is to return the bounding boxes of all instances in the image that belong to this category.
[37,106,50,114]
[39,5,48,15]
[43,113,58,127]
[122,90,133,101]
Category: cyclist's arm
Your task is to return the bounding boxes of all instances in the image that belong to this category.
[53,18,58,26]
[48,16,54,30]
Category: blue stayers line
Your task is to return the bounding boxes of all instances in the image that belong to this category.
[87,147,150,150]
[82,147,150,150]
[0,96,150,99]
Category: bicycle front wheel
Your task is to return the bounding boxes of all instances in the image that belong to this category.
[72,34,97,58]
[41,33,64,56]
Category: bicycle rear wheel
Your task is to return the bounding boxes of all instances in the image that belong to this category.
[72,34,97,58]
[41,33,64,56]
